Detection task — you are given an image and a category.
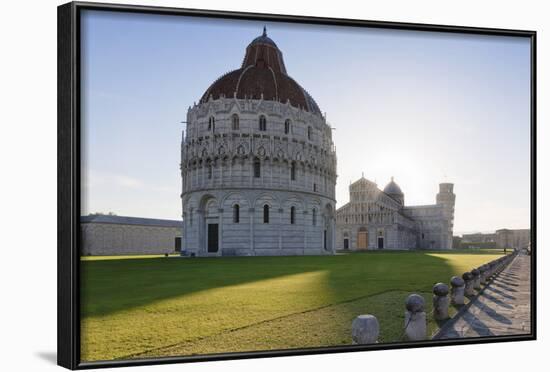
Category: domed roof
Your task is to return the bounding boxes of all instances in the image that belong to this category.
[249,26,278,47]
[383,177,403,196]
[200,27,322,116]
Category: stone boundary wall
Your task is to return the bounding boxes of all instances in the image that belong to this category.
[81,222,182,256]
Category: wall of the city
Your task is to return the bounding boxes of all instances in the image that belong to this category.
[81,223,182,256]
[495,229,531,249]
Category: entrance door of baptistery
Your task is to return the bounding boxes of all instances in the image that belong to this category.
[207,223,219,253]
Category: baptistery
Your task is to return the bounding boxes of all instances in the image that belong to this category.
[180,28,337,256]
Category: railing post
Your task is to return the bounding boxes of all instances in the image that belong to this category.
[487,261,495,279]
[351,314,379,344]
[472,268,481,290]
[450,276,465,306]
[404,294,426,341]
[432,283,449,320]
[479,265,488,284]
[463,272,475,296]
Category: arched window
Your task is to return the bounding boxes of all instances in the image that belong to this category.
[312,209,317,226]
[307,126,312,140]
[233,204,240,223]
[232,114,239,130]
[207,163,212,179]
[259,115,267,131]
[253,158,261,178]
[290,162,296,181]
[208,116,215,132]
[290,206,296,225]
[284,119,291,134]
[263,204,270,223]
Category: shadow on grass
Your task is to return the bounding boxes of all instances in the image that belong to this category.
[80,251,505,361]
[80,252,487,319]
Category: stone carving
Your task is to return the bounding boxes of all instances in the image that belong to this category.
[236,144,246,156]
[257,146,266,157]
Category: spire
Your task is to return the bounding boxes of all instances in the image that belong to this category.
[391,176,394,182]
[263,25,267,37]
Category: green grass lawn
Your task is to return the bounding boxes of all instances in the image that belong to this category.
[80,251,503,362]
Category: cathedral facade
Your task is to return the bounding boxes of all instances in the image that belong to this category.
[180,29,337,256]
[335,177,455,250]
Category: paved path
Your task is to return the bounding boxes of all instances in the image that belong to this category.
[437,254,531,339]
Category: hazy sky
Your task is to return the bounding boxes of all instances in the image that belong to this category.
[81,10,531,234]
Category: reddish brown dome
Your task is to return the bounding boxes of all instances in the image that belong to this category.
[200,27,322,116]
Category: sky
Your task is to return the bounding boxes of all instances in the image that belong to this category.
[80,10,532,235]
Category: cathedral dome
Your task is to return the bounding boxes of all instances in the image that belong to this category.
[199,27,322,116]
[384,177,403,196]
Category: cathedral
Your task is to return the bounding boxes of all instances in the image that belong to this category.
[335,177,455,250]
[180,28,337,256]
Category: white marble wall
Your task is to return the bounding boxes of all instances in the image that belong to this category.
[181,97,337,257]
[336,179,455,251]
[182,189,335,256]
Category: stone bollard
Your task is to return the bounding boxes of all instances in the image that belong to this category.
[485,264,492,281]
[450,276,465,306]
[487,261,495,279]
[351,314,379,344]
[472,268,481,290]
[404,294,426,341]
[480,265,488,284]
[478,265,486,284]
[432,283,450,320]
[463,272,475,296]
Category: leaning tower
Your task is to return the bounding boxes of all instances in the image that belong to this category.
[436,183,456,249]
[180,28,337,257]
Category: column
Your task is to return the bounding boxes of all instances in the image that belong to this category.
[218,208,224,254]
[249,207,255,254]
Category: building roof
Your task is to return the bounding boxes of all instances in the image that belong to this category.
[383,177,404,196]
[80,215,183,228]
[495,228,530,233]
[249,26,278,48]
[199,27,322,117]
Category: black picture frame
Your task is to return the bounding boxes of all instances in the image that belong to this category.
[57,1,537,369]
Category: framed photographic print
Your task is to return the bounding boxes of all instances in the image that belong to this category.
[58,1,536,369]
